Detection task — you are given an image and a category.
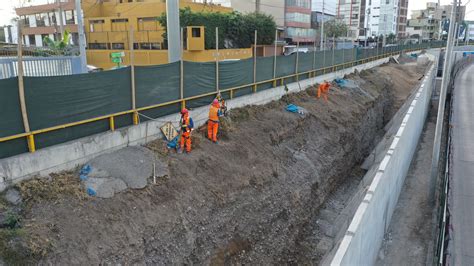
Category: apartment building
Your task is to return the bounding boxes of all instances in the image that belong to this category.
[397,0,408,38]
[364,0,399,38]
[406,2,466,41]
[83,0,231,51]
[406,3,439,40]
[336,0,367,41]
[15,0,79,47]
[231,0,315,44]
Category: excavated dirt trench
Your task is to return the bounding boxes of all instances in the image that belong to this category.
[9,61,429,264]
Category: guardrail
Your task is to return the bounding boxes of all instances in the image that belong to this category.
[434,53,474,265]
[0,43,446,158]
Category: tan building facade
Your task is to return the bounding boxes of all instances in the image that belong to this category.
[83,0,252,69]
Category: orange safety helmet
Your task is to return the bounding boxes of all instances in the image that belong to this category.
[212,99,219,105]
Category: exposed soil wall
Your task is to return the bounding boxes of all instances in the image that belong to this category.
[1,62,428,264]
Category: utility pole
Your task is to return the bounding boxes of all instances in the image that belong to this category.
[256,0,261,13]
[75,0,88,73]
[320,0,325,51]
[166,0,181,63]
[429,0,458,204]
[57,0,64,39]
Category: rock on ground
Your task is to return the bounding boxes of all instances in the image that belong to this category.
[84,146,160,198]
[4,188,22,205]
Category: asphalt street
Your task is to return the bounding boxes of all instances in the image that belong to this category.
[450,63,474,265]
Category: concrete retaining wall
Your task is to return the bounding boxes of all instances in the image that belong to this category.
[0,56,393,191]
[329,58,437,265]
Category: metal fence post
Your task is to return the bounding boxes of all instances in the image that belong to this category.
[312,36,316,77]
[323,39,326,73]
[295,41,300,81]
[253,30,257,92]
[216,27,219,94]
[332,35,335,71]
[181,27,185,109]
[17,22,35,152]
[130,25,138,125]
[342,37,345,68]
[273,29,277,87]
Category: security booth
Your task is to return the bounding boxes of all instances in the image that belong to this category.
[186,26,205,51]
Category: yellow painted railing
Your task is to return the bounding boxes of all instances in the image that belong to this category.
[0,46,442,154]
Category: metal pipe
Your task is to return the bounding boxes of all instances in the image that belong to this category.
[253,30,257,92]
[429,0,458,204]
[216,27,219,92]
[75,0,88,73]
[180,27,184,108]
[273,29,277,83]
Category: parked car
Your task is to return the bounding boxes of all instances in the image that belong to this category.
[87,65,103,73]
[283,45,309,56]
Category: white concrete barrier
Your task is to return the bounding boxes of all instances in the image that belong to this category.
[0,55,396,191]
[329,58,437,266]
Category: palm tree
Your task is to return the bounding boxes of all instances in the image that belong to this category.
[42,30,72,55]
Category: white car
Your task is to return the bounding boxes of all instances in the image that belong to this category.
[283,45,309,56]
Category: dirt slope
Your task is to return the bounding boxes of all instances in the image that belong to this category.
[6,62,428,264]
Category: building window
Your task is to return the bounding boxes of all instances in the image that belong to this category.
[139,43,161,50]
[285,0,310,9]
[21,16,30,27]
[137,17,159,31]
[89,43,107,49]
[41,34,49,43]
[65,10,75,25]
[28,35,36,46]
[48,12,57,25]
[286,27,316,38]
[192,27,201,37]
[72,33,79,45]
[90,19,105,32]
[285,12,311,24]
[112,43,125,49]
[35,13,47,27]
[111,18,129,31]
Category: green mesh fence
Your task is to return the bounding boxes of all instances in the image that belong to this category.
[0,42,447,159]
[184,61,216,108]
[0,77,28,158]
[135,62,181,120]
[23,67,132,149]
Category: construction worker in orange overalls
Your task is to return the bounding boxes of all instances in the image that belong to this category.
[317,80,331,102]
[208,98,223,144]
[179,108,194,153]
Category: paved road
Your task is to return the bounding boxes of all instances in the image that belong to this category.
[450,63,474,265]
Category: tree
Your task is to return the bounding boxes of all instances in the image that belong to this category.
[324,19,348,38]
[386,33,396,44]
[0,27,5,43]
[42,30,72,55]
[157,7,276,49]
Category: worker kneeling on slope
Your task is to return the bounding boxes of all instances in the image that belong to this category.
[317,80,331,102]
[179,108,194,153]
[208,99,224,144]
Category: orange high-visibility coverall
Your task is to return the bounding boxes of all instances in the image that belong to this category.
[208,102,221,142]
[317,82,331,102]
[180,114,192,152]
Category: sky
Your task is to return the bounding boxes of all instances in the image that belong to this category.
[1,0,473,26]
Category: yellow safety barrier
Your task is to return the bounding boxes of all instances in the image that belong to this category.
[0,45,445,154]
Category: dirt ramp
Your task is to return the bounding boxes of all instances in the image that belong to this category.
[5,62,429,264]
